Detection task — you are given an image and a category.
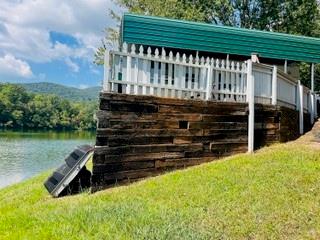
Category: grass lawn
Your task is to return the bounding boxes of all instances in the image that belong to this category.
[0,136,320,239]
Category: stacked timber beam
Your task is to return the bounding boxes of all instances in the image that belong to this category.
[279,107,300,142]
[254,104,281,147]
[92,93,287,191]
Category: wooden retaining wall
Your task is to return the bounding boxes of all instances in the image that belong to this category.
[92,93,302,191]
[279,107,300,142]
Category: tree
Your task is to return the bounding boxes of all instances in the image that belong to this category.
[228,0,319,35]
[95,0,320,90]
[94,0,234,64]
[0,84,30,128]
[0,83,97,130]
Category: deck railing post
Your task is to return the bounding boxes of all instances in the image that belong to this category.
[311,63,315,122]
[311,63,315,92]
[284,59,288,74]
[315,94,318,119]
[206,63,213,100]
[247,60,254,153]
[298,81,304,134]
[310,92,315,124]
[103,49,110,92]
[124,43,131,94]
[271,65,277,105]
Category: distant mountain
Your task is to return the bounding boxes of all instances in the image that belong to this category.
[17,82,101,101]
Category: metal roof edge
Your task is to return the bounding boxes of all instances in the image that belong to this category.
[123,13,320,44]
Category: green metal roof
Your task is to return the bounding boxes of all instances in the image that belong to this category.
[121,13,320,63]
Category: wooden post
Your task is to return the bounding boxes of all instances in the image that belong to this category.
[205,58,213,100]
[271,65,277,105]
[310,92,314,124]
[247,60,254,153]
[298,81,304,134]
[311,63,315,92]
[316,94,318,118]
[139,45,147,95]
[284,59,288,74]
[123,43,131,94]
[103,49,110,92]
[160,48,166,97]
[147,47,153,95]
[131,44,138,95]
[309,92,315,124]
[311,63,315,122]
[175,52,182,98]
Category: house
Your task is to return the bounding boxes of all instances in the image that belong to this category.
[92,14,320,191]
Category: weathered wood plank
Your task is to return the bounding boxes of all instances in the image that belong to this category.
[96,136,174,147]
[96,128,204,137]
[100,99,159,113]
[189,122,247,130]
[159,105,247,115]
[201,114,248,122]
[105,119,180,129]
[92,161,155,174]
[173,135,249,144]
[96,111,203,122]
[93,152,185,164]
[100,92,248,108]
[94,143,203,155]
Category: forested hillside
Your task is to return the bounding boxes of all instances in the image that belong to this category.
[18,82,101,102]
[0,83,97,130]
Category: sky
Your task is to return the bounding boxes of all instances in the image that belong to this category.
[0,0,119,88]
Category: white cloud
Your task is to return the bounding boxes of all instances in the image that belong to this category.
[0,54,33,78]
[65,58,80,73]
[0,0,119,64]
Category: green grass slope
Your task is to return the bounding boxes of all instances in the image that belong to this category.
[17,82,101,101]
[0,140,320,239]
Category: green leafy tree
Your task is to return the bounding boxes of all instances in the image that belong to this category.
[0,84,30,128]
[73,101,98,129]
[229,0,319,35]
[95,0,320,90]
[0,83,97,130]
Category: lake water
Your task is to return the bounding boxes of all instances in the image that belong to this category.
[0,131,95,189]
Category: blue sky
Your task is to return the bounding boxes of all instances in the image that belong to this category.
[0,0,120,88]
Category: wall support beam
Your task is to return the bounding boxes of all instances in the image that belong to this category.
[311,63,315,92]
[316,95,318,118]
[103,49,110,92]
[247,60,254,153]
[298,81,304,134]
[311,63,316,122]
[206,65,213,100]
[310,93,315,124]
[284,60,288,74]
[272,65,277,105]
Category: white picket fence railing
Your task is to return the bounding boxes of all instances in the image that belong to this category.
[252,63,312,113]
[103,43,312,111]
[211,59,247,102]
[104,43,248,102]
[104,43,310,111]
[277,71,298,109]
[103,43,318,153]
[253,63,273,105]
[103,43,315,115]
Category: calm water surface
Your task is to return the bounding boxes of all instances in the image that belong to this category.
[0,131,95,188]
